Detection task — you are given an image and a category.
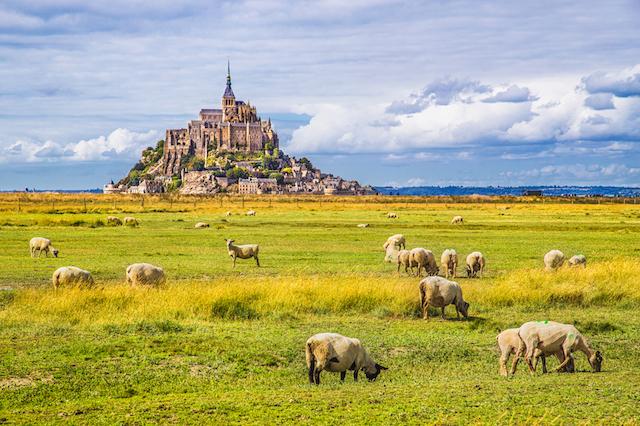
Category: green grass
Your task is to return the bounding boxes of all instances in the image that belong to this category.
[1,197,640,424]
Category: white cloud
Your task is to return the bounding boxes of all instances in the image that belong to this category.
[483,85,537,103]
[406,177,426,186]
[501,163,640,184]
[582,65,640,97]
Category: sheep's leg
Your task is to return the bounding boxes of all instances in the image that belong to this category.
[499,351,509,377]
[314,370,321,385]
[353,370,358,382]
[340,371,346,382]
[255,256,260,267]
[510,348,522,375]
[423,302,430,320]
[308,364,315,384]
[441,307,446,320]
[232,255,237,268]
[554,349,573,372]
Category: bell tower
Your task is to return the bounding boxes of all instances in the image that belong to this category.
[222,60,237,122]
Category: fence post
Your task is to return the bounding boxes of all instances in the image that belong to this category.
[141,196,145,209]
[83,198,87,212]
[17,197,21,212]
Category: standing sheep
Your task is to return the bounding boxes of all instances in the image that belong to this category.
[305,332,387,385]
[225,211,232,216]
[419,276,469,320]
[396,249,412,275]
[106,216,122,226]
[52,266,94,289]
[451,215,464,224]
[387,212,398,219]
[246,210,256,216]
[410,248,438,277]
[440,249,458,278]
[123,216,139,227]
[544,250,565,271]
[465,252,486,278]
[29,237,59,258]
[518,321,602,374]
[225,239,260,267]
[126,263,166,286]
[568,254,587,267]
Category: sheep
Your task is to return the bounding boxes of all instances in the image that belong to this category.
[496,328,574,376]
[225,239,260,267]
[305,332,387,385]
[246,210,256,216]
[195,222,210,228]
[387,212,398,219]
[396,249,412,275]
[465,251,486,278]
[52,266,94,289]
[419,276,469,320]
[440,249,458,278]
[29,237,58,258]
[544,250,565,271]
[125,263,166,286]
[518,321,602,374]
[451,215,464,224]
[106,216,122,226]
[225,211,232,216]
[123,216,139,227]
[357,223,370,228]
[568,254,587,268]
[410,248,438,277]
[383,234,406,251]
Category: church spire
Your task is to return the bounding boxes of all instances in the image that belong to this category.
[223,60,235,99]
[227,60,231,86]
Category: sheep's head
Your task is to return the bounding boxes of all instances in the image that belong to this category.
[459,301,470,318]
[225,239,234,247]
[52,248,59,258]
[466,266,472,277]
[363,363,388,381]
[590,351,603,372]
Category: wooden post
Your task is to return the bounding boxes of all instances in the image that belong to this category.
[113,199,116,210]
[242,196,245,209]
[141,196,145,209]
[169,196,173,209]
[17,197,21,212]
[83,198,87,212]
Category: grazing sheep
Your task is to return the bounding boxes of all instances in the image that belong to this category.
[410,248,438,277]
[106,216,122,226]
[383,234,406,251]
[496,328,574,376]
[440,249,458,278]
[451,215,464,224]
[225,211,232,216]
[465,251,486,278]
[246,210,256,216]
[419,276,469,320]
[195,222,210,228]
[568,254,587,268]
[384,244,399,263]
[518,321,602,374]
[396,249,412,275]
[125,263,166,286]
[305,332,387,385]
[387,212,398,219]
[544,250,565,271]
[225,239,260,267]
[29,237,58,258]
[123,216,139,227]
[357,223,370,228]
[52,266,94,289]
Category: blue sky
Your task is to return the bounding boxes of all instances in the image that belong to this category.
[1,0,640,189]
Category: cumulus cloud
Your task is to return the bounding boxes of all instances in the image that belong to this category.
[582,65,640,97]
[584,93,615,110]
[0,128,159,163]
[483,85,537,103]
[501,163,640,184]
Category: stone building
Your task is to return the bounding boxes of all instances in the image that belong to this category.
[163,62,278,175]
[238,177,279,194]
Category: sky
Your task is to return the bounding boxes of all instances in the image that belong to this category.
[1,0,640,189]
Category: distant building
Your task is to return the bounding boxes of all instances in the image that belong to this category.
[523,190,543,196]
[238,177,278,194]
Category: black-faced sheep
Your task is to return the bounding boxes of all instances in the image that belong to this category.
[451,215,464,224]
[465,251,485,278]
[29,237,58,258]
[419,276,469,320]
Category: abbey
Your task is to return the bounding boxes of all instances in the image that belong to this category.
[162,63,278,175]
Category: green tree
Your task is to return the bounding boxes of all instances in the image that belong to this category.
[226,167,250,180]
[269,172,284,185]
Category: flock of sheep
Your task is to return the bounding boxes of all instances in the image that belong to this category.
[28,210,601,384]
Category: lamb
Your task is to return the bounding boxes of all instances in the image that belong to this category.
[518,321,602,374]
[568,254,587,268]
[195,222,210,228]
[440,249,458,278]
[387,212,398,219]
[465,251,485,278]
[246,210,256,216]
[52,266,94,289]
[123,216,139,227]
[496,328,574,376]
[29,237,58,258]
[396,249,412,275]
[410,248,438,277]
[305,332,387,385]
[125,263,166,286]
[225,239,260,267]
[106,216,122,226]
[419,276,469,320]
[451,215,464,224]
[357,223,370,228]
[544,250,565,271]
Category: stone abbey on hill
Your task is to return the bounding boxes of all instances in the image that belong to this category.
[163,63,278,175]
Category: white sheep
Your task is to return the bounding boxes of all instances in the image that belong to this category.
[410,248,438,277]
[357,223,370,228]
[451,215,464,224]
[518,321,602,374]
[396,249,412,275]
[106,216,122,226]
[387,212,398,219]
[305,332,387,385]
[52,266,94,289]
[123,216,139,227]
[29,237,58,258]
[383,234,406,251]
[225,239,260,267]
[568,254,587,268]
[225,211,232,216]
[126,263,166,286]
[195,222,210,228]
[496,328,573,376]
[246,210,256,216]
[419,276,469,320]
[440,249,458,278]
[544,250,565,271]
[465,251,486,278]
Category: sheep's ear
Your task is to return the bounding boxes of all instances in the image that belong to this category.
[376,363,388,370]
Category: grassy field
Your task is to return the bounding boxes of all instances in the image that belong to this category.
[1,194,639,424]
